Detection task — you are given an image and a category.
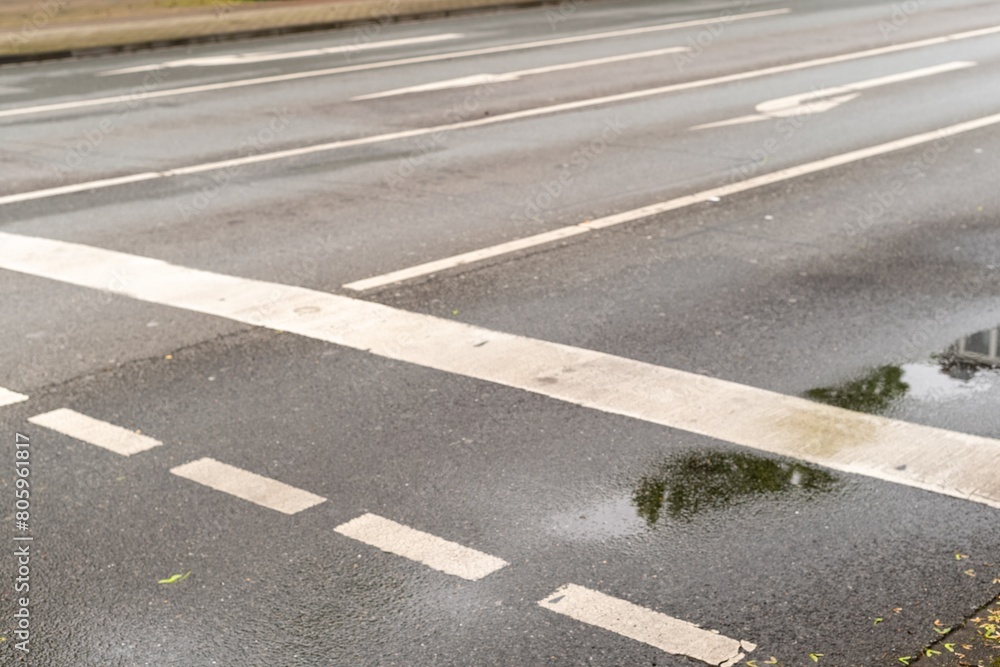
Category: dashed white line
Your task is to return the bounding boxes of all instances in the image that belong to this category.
[99,33,465,75]
[1,233,999,509]
[0,23,995,207]
[0,9,788,120]
[170,457,327,514]
[28,408,161,456]
[335,513,508,580]
[0,387,29,407]
[343,109,1000,291]
[350,46,691,100]
[539,584,755,666]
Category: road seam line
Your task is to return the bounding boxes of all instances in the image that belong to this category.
[28,407,161,456]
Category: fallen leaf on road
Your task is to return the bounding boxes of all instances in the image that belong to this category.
[158,571,191,584]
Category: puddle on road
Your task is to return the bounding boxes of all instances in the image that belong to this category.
[631,451,837,525]
[805,325,1000,429]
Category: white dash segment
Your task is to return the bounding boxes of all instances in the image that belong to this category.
[170,457,326,515]
[0,387,28,407]
[28,408,161,456]
[335,513,508,580]
[539,584,755,666]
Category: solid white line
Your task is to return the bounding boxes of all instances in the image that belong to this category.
[2,21,997,207]
[99,33,465,75]
[0,9,788,120]
[0,387,29,407]
[539,584,755,666]
[170,457,327,514]
[692,60,976,130]
[2,233,1000,509]
[350,46,691,100]
[28,408,161,456]
[334,513,508,580]
[343,110,1000,290]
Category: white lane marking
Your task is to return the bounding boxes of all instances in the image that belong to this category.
[3,23,997,207]
[350,46,691,100]
[0,9,788,119]
[692,60,976,130]
[170,457,327,514]
[2,233,1000,509]
[28,408,161,456]
[335,513,508,580]
[343,110,1000,291]
[99,34,465,75]
[539,584,755,666]
[0,387,29,407]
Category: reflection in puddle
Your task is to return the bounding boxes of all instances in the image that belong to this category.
[632,451,836,524]
[805,365,908,414]
[805,324,1000,417]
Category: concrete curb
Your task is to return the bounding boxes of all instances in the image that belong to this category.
[0,0,565,65]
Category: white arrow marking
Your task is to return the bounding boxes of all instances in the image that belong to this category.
[98,33,464,75]
[350,46,690,100]
[691,60,976,130]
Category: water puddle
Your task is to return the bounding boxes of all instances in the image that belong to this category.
[805,325,1000,433]
[631,451,836,524]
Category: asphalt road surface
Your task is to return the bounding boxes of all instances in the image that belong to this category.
[1,0,1000,665]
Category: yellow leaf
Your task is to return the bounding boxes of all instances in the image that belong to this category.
[157,571,191,585]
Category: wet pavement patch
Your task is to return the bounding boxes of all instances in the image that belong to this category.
[805,325,1000,429]
[805,365,909,414]
[631,451,837,524]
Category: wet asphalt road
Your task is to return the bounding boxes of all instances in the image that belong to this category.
[1,0,999,665]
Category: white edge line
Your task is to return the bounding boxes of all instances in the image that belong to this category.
[0,9,789,119]
[1,232,1000,508]
[2,20,997,207]
[343,110,1000,290]
[97,33,467,75]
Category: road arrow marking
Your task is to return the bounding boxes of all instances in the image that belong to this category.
[351,47,690,100]
[692,60,976,129]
